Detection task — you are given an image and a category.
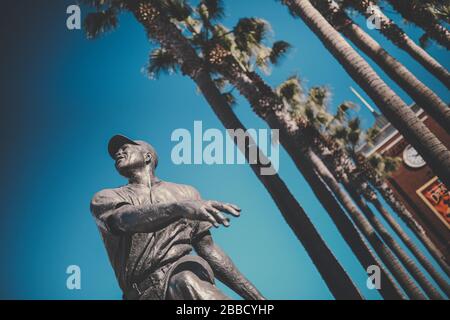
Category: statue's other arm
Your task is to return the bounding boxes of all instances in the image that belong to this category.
[193,231,266,300]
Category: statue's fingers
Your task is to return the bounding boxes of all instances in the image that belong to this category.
[207,207,230,227]
[201,208,220,228]
[228,203,241,212]
[211,202,240,217]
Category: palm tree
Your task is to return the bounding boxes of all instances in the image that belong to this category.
[328,114,449,298]
[341,0,450,89]
[83,0,363,299]
[370,195,450,297]
[279,0,450,188]
[305,148,426,299]
[384,0,450,50]
[362,158,450,278]
[311,0,450,135]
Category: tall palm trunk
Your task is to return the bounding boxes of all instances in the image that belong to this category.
[312,0,450,134]
[298,146,405,299]
[307,150,427,299]
[287,146,405,299]
[343,180,442,299]
[312,135,449,297]
[386,0,450,50]
[372,179,450,277]
[129,1,362,300]
[344,0,450,89]
[281,0,450,188]
[370,196,450,297]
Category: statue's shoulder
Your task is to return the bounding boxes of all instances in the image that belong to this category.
[157,180,201,199]
[92,185,126,200]
[90,186,128,210]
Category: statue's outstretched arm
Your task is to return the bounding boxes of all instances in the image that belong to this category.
[90,190,240,234]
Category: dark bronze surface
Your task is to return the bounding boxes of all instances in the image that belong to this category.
[91,135,265,300]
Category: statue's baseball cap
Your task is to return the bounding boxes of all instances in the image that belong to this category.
[108,134,158,168]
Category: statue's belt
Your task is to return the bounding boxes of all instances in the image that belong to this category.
[125,262,175,300]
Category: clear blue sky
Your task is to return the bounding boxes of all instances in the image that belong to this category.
[0,0,448,299]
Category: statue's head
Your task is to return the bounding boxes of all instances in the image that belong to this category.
[108,134,158,178]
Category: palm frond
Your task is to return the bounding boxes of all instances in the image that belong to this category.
[366,126,380,144]
[269,41,292,65]
[348,129,361,146]
[84,8,118,39]
[335,101,355,122]
[161,0,192,21]
[368,153,383,171]
[383,156,401,174]
[276,76,303,103]
[308,86,329,107]
[348,117,361,131]
[254,45,272,74]
[212,24,234,50]
[332,126,349,141]
[233,18,271,54]
[198,0,225,22]
[146,48,179,78]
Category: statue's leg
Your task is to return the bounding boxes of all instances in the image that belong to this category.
[167,270,231,300]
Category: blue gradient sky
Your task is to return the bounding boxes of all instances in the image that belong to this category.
[0,1,448,300]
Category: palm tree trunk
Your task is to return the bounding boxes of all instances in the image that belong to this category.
[299,147,405,299]
[344,0,450,89]
[129,1,363,300]
[311,128,450,299]
[312,0,450,134]
[281,0,450,187]
[371,179,450,278]
[306,149,430,299]
[386,0,450,50]
[370,197,450,297]
[344,180,442,299]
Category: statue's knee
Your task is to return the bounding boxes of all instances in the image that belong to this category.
[167,270,204,299]
[169,270,198,291]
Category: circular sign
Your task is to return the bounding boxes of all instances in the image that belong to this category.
[403,145,426,169]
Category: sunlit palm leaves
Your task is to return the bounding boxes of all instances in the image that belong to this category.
[147,48,179,78]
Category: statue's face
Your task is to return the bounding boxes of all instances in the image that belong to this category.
[114,143,146,177]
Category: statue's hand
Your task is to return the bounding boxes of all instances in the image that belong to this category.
[179,200,241,228]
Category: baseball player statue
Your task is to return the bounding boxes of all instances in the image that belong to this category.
[91,134,265,300]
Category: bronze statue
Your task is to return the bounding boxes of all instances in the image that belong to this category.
[91,135,265,300]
